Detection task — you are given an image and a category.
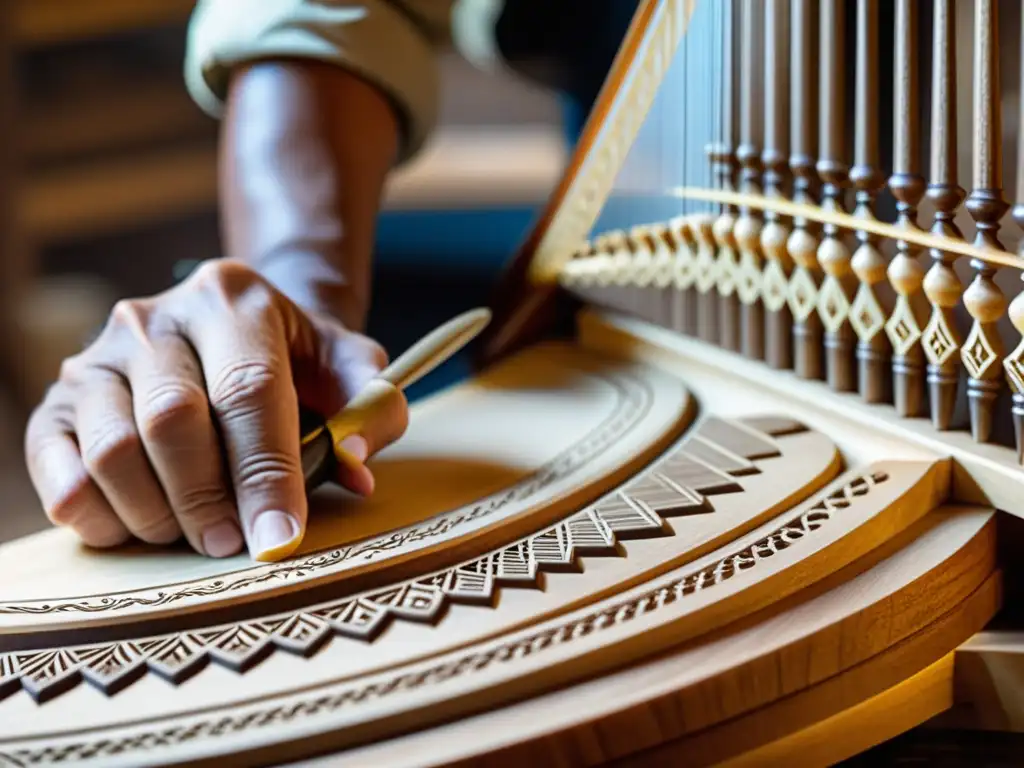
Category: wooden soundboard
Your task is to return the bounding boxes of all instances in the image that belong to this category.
[3,0,1024,764]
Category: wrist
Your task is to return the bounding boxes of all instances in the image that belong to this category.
[253,251,369,331]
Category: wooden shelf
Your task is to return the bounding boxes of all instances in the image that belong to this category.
[22,143,219,243]
[23,81,213,163]
[13,0,193,45]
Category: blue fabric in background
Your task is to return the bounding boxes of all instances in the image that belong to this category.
[368,1,640,401]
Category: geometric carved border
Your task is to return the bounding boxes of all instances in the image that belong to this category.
[0,465,896,767]
[0,416,804,704]
[0,368,655,620]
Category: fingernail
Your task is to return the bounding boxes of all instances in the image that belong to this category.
[202,520,243,558]
[338,435,369,463]
[251,510,301,561]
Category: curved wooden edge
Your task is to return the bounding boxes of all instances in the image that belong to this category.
[272,508,999,768]
[613,573,1001,767]
[475,0,665,368]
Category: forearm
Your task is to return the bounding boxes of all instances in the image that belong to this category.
[219,60,399,332]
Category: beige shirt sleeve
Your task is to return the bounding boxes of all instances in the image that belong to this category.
[184,0,442,165]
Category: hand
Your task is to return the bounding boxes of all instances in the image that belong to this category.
[24,259,409,561]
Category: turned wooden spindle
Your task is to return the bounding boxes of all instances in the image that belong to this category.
[1006,277,1024,464]
[961,0,1008,443]
[922,0,964,432]
[1004,6,1024,463]
[693,213,721,341]
[667,215,700,336]
[710,0,740,350]
[733,0,766,361]
[786,0,823,380]
[760,0,793,370]
[627,224,660,325]
[815,0,855,392]
[848,0,889,403]
[644,224,677,329]
[885,0,928,418]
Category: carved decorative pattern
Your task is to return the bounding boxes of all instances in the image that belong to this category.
[529,0,695,283]
[0,418,802,704]
[0,468,890,767]
[0,371,654,618]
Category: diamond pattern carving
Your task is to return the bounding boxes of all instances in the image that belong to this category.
[1004,339,1024,394]
[695,244,718,293]
[884,298,923,357]
[816,277,851,333]
[716,247,738,296]
[674,245,696,290]
[787,267,819,321]
[922,312,958,366]
[849,284,885,341]
[761,259,789,312]
[961,324,998,380]
[735,252,762,304]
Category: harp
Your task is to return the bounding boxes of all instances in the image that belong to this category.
[0,0,1021,765]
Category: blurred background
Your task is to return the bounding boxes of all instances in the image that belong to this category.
[0,1,645,542]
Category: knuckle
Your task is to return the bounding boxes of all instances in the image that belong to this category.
[138,380,208,440]
[130,513,181,544]
[43,480,93,527]
[109,298,146,329]
[361,338,389,370]
[174,484,232,520]
[232,450,301,494]
[57,354,88,385]
[208,360,280,415]
[80,425,143,476]
[191,259,261,295]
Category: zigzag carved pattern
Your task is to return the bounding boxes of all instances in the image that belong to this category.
[0,469,894,768]
[0,417,803,705]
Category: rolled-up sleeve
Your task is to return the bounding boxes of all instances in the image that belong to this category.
[185,0,440,164]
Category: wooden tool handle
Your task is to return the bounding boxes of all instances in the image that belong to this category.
[377,307,492,391]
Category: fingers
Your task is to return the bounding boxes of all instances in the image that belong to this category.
[72,369,182,545]
[128,333,242,558]
[25,399,130,548]
[183,288,308,562]
[24,259,411,562]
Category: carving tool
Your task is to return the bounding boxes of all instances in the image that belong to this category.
[300,307,492,491]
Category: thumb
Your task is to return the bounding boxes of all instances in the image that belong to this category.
[292,316,388,418]
[325,379,409,496]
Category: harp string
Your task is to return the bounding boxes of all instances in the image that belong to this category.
[563,0,1024,461]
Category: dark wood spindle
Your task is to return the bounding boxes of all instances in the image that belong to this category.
[848,0,889,403]
[961,0,1008,443]
[786,0,823,380]
[760,0,793,370]
[922,0,964,432]
[734,0,766,360]
[885,0,928,417]
[1006,1,1024,462]
[815,0,855,392]
[706,0,738,347]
